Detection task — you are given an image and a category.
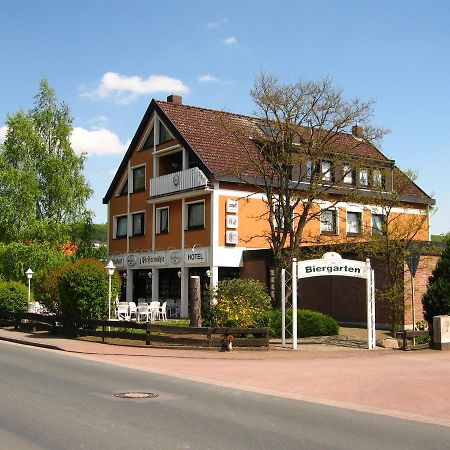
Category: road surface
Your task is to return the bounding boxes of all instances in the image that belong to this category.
[1,341,449,449]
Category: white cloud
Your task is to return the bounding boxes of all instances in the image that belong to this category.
[223,36,238,46]
[87,115,108,129]
[0,125,7,144]
[71,127,130,156]
[198,74,221,83]
[80,72,190,104]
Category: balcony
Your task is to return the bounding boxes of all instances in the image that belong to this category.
[149,167,209,198]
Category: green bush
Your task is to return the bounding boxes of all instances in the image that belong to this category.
[58,258,121,320]
[423,239,450,324]
[255,308,339,338]
[0,242,68,282]
[34,264,70,314]
[205,278,271,327]
[0,281,29,313]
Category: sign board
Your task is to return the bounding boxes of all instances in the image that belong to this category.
[225,230,238,245]
[226,199,238,213]
[138,251,167,267]
[185,248,208,265]
[405,252,420,278]
[226,215,238,229]
[298,252,367,279]
[110,255,124,269]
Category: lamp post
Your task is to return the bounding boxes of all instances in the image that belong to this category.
[105,260,116,321]
[25,268,34,305]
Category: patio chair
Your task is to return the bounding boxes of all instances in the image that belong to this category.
[136,304,149,322]
[149,301,161,321]
[159,302,167,321]
[167,299,180,318]
[128,301,137,320]
[117,303,129,320]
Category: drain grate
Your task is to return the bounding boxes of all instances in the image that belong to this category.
[114,392,159,399]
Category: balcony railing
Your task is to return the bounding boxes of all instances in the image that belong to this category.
[149,167,209,198]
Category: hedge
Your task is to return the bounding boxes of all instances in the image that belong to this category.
[0,281,29,313]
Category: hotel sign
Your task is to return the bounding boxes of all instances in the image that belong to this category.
[184,248,208,264]
[298,252,367,279]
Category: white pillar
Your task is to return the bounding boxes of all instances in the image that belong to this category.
[292,258,298,350]
[180,267,189,318]
[151,268,159,302]
[210,266,219,289]
[126,269,133,302]
[281,268,286,348]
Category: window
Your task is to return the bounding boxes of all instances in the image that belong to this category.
[371,214,384,235]
[321,161,333,182]
[343,164,355,185]
[115,216,127,238]
[372,169,384,188]
[142,127,154,149]
[320,210,338,234]
[305,160,313,179]
[132,212,145,236]
[359,169,369,187]
[346,211,362,235]
[132,166,145,192]
[273,203,285,231]
[156,207,169,234]
[186,201,204,229]
[159,124,173,144]
[119,177,128,196]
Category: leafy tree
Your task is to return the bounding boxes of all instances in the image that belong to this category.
[0,281,29,313]
[0,79,93,243]
[422,238,450,324]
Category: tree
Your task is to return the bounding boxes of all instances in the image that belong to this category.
[422,238,450,324]
[353,169,432,332]
[0,79,93,243]
[221,73,387,304]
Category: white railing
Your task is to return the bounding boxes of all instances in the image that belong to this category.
[149,167,209,198]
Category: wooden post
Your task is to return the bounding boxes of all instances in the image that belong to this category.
[189,276,202,327]
[146,322,151,346]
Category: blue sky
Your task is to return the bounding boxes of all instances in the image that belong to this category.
[0,0,449,234]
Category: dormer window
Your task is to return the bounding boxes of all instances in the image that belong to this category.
[372,169,384,188]
[321,161,333,182]
[343,164,356,185]
[159,124,173,144]
[359,168,369,187]
[119,177,128,196]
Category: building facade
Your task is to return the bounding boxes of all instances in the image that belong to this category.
[104,95,434,324]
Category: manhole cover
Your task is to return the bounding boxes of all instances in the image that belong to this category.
[114,392,159,399]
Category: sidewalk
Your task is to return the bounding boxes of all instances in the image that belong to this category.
[1,328,450,428]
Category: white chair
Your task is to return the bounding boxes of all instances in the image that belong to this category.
[137,304,149,322]
[159,302,167,321]
[149,301,161,321]
[128,302,137,320]
[167,299,180,318]
[117,303,129,320]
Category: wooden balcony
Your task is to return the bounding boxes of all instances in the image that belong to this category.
[149,167,209,198]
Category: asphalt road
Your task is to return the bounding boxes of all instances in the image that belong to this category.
[1,341,449,450]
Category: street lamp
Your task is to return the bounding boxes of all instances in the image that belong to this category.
[105,260,116,320]
[25,268,34,305]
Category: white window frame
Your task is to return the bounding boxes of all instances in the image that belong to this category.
[155,206,169,234]
[320,208,339,235]
[185,199,205,230]
[343,164,354,185]
[140,117,155,150]
[131,164,146,193]
[115,173,129,197]
[346,211,363,235]
[131,211,145,236]
[371,213,385,236]
[114,214,128,239]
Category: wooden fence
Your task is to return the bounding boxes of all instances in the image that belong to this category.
[0,311,270,349]
[396,329,431,351]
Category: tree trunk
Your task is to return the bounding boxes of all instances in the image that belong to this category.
[189,276,202,327]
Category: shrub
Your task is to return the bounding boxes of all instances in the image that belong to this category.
[58,258,121,320]
[0,281,29,313]
[0,242,68,282]
[34,264,71,314]
[255,308,339,338]
[423,239,450,324]
[205,279,271,327]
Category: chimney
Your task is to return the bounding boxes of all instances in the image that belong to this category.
[167,94,182,104]
[351,124,364,139]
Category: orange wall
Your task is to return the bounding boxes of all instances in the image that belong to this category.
[155,199,182,249]
[184,194,211,248]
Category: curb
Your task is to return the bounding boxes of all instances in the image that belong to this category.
[0,335,64,352]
